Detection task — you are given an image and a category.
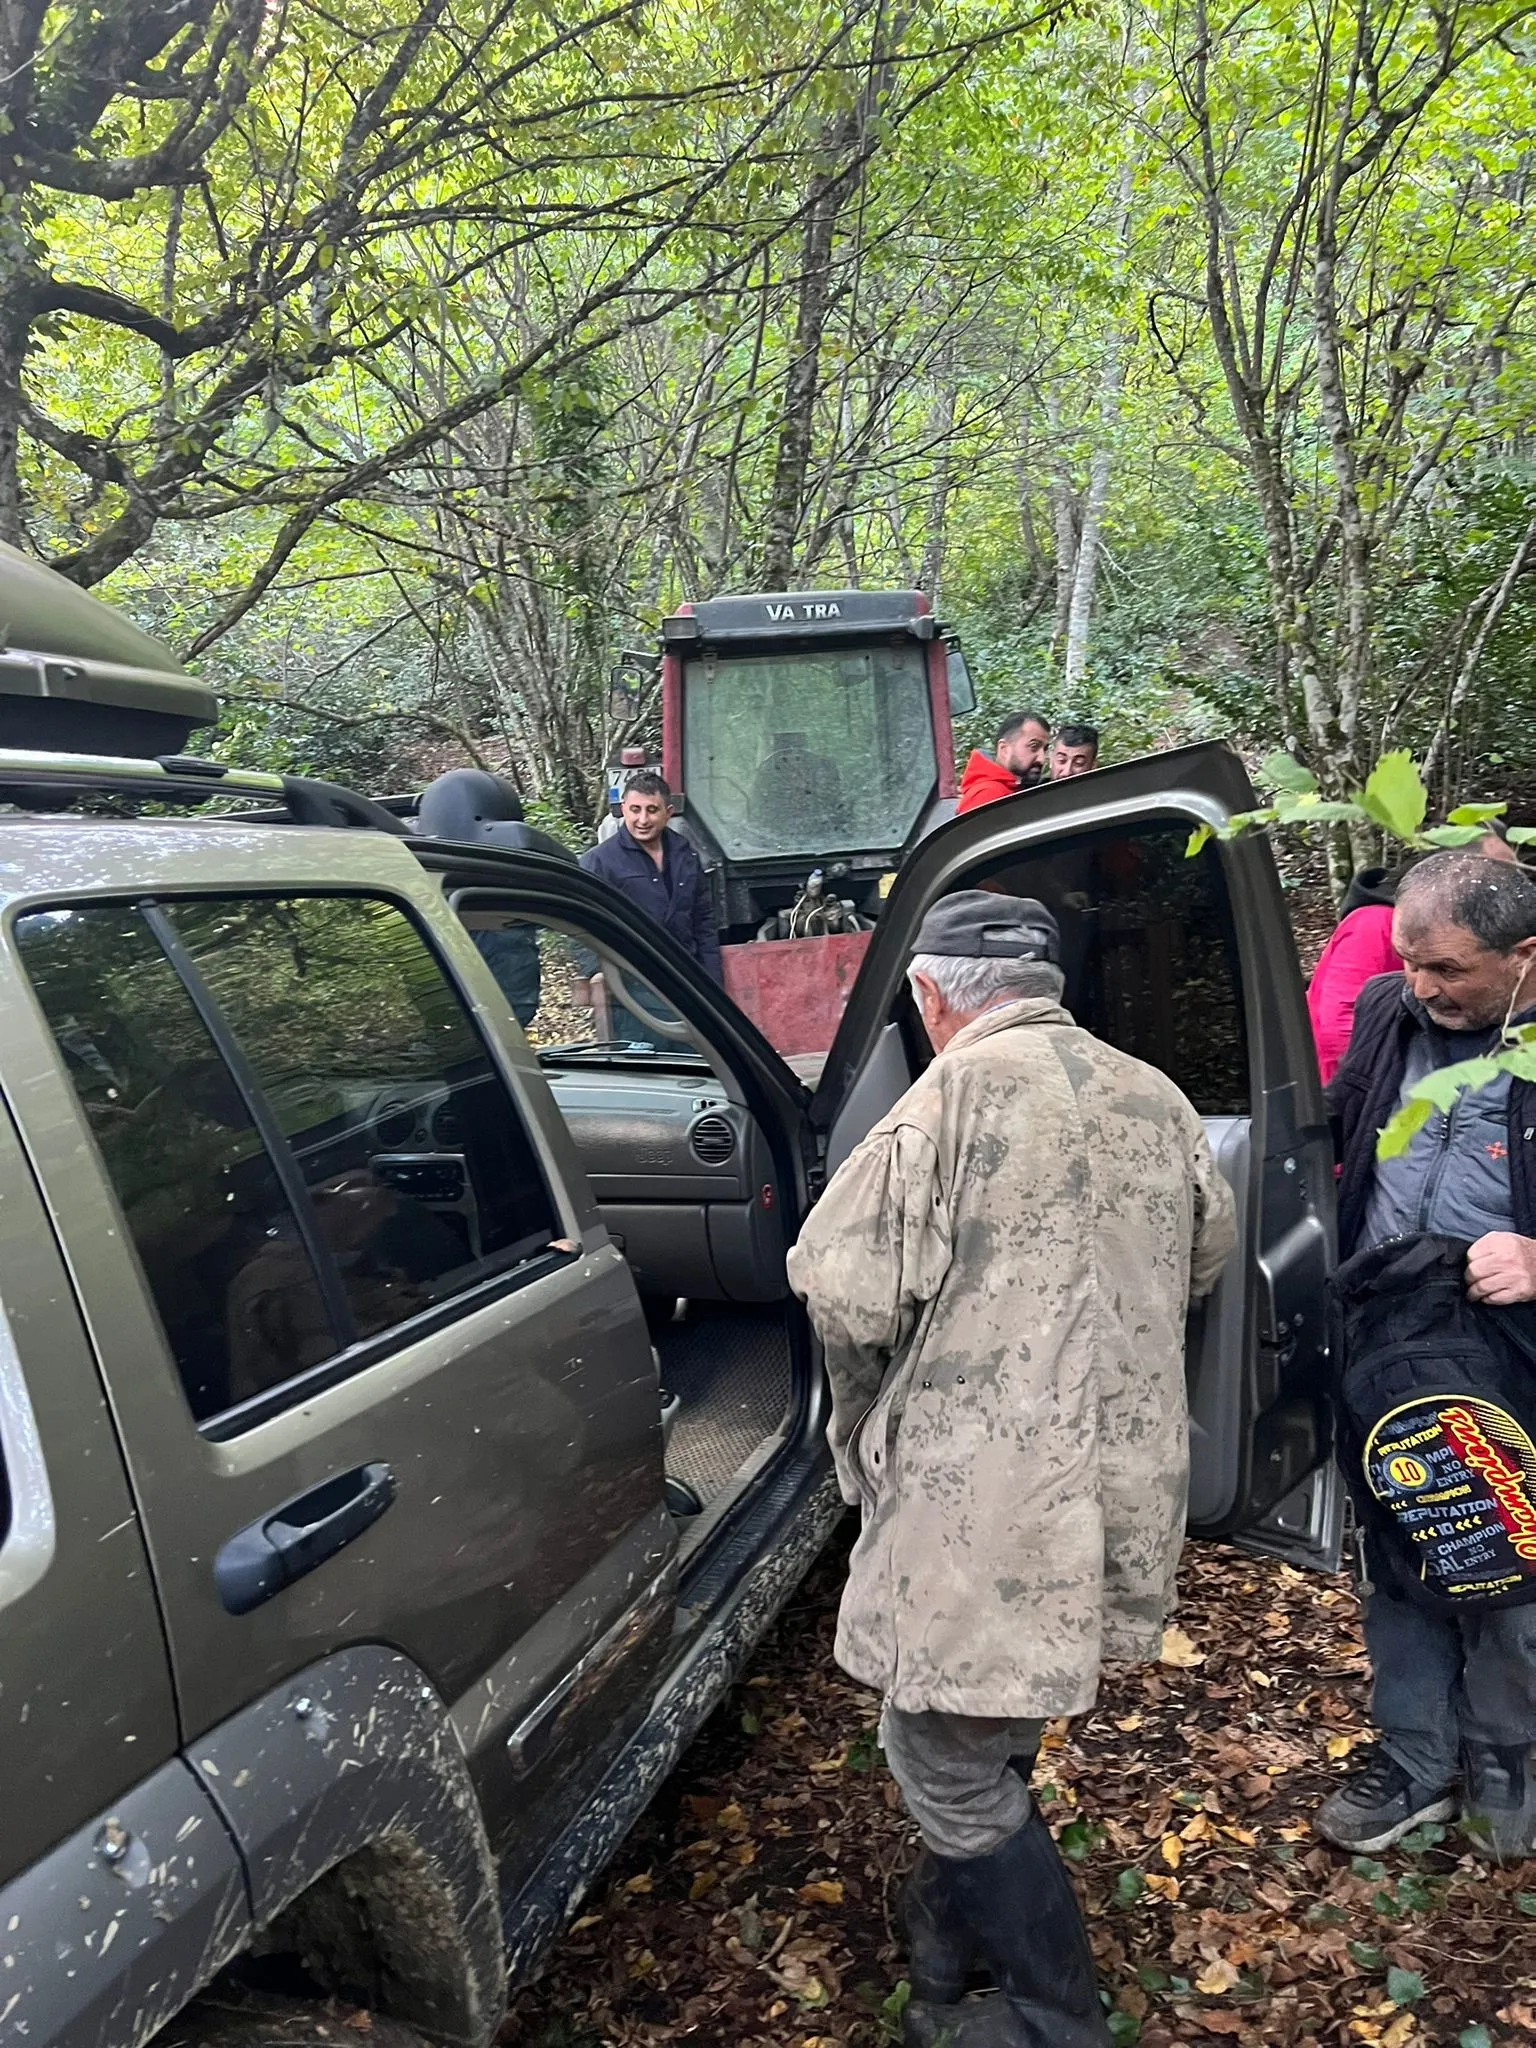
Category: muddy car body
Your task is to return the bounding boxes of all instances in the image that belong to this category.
[0,552,1338,2048]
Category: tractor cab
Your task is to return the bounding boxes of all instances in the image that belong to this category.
[653,590,974,1066]
[659,589,973,940]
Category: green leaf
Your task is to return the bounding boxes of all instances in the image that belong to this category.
[1350,1855,1388,1880]
[1214,806,1278,840]
[1516,1891,1536,1915]
[1385,1967,1426,2006]
[1185,822,1214,858]
[1447,803,1507,826]
[844,1726,883,1773]
[1058,1817,1103,1863]
[1358,751,1428,841]
[1107,2013,1141,2046]
[1347,1940,1383,1968]
[1409,1055,1505,1113]
[1421,824,1492,847]
[1507,826,1536,846]
[1137,1965,1170,1992]
[1459,2027,1494,2048]
[1272,796,1369,826]
[1376,1095,1433,1159]
[1259,750,1318,795]
[1396,1821,1446,1854]
[1115,1867,1147,1906]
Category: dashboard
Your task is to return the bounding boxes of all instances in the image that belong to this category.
[542,1066,786,1303]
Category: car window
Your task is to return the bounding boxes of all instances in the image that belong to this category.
[159,896,559,1349]
[460,909,710,1069]
[16,903,337,1417]
[17,895,561,1428]
[971,821,1249,1115]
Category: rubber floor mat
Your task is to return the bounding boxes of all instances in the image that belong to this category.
[657,1304,794,1503]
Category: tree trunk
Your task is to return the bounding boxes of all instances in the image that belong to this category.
[918,365,956,604]
[1061,149,1133,694]
[1045,390,1079,658]
[0,194,33,549]
[757,166,853,589]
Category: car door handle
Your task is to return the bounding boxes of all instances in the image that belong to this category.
[215,1463,396,1616]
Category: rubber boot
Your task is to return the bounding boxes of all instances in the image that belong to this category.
[898,1849,975,2004]
[947,1808,1112,2047]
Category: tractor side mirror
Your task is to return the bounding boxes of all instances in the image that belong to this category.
[607,659,651,725]
[945,642,976,717]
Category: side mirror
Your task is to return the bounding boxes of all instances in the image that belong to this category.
[946,642,976,718]
[607,660,650,725]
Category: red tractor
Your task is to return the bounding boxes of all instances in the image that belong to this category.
[633,589,975,1069]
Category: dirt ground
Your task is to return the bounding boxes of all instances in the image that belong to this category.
[502,1526,1536,2048]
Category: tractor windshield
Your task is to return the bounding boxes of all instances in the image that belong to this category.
[682,642,936,859]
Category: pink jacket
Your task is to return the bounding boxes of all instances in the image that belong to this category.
[1306,904,1400,1084]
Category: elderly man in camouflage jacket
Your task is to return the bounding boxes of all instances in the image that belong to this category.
[787,892,1236,2048]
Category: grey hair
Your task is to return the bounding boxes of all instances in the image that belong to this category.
[908,951,1065,1012]
[1395,851,1536,953]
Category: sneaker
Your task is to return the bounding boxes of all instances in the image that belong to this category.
[1462,1742,1536,1862]
[1315,1743,1456,1853]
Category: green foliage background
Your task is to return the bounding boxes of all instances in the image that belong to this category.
[1,0,1531,829]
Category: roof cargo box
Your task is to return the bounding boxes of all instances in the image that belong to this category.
[0,542,217,757]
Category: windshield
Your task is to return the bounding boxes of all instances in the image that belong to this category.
[682,642,936,859]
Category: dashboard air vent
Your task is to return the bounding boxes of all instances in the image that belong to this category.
[691,1113,736,1165]
[374,1101,416,1149]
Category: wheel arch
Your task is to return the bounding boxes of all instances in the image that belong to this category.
[189,1646,503,2048]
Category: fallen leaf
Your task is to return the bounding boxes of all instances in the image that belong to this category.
[622,1872,653,1894]
[1144,1874,1180,1901]
[796,1880,844,1907]
[1159,1834,1183,1869]
[1160,1624,1205,1667]
[1194,1959,1240,1994]
[1115,1713,1143,1732]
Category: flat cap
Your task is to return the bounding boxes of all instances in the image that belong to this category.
[914,889,1060,962]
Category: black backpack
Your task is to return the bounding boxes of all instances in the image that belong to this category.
[1332,1233,1536,1612]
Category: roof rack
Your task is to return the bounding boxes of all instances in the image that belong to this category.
[0,748,409,835]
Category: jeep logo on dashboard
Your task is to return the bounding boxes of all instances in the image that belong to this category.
[765,600,842,621]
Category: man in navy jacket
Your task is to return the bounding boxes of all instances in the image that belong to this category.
[579,772,723,985]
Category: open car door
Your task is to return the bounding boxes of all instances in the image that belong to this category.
[812,741,1343,1571]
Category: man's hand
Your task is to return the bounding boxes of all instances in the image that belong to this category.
[1466,1232,1536,1305]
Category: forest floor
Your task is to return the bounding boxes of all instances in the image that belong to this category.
[501,1526,1536,2048]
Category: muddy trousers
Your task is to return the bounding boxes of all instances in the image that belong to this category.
[1363,1573,1536,1788]
[879,1706,1045,1859]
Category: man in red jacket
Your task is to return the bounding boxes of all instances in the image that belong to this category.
[957,712,1051,814]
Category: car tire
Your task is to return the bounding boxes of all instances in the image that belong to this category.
[155,1990,430,2048]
